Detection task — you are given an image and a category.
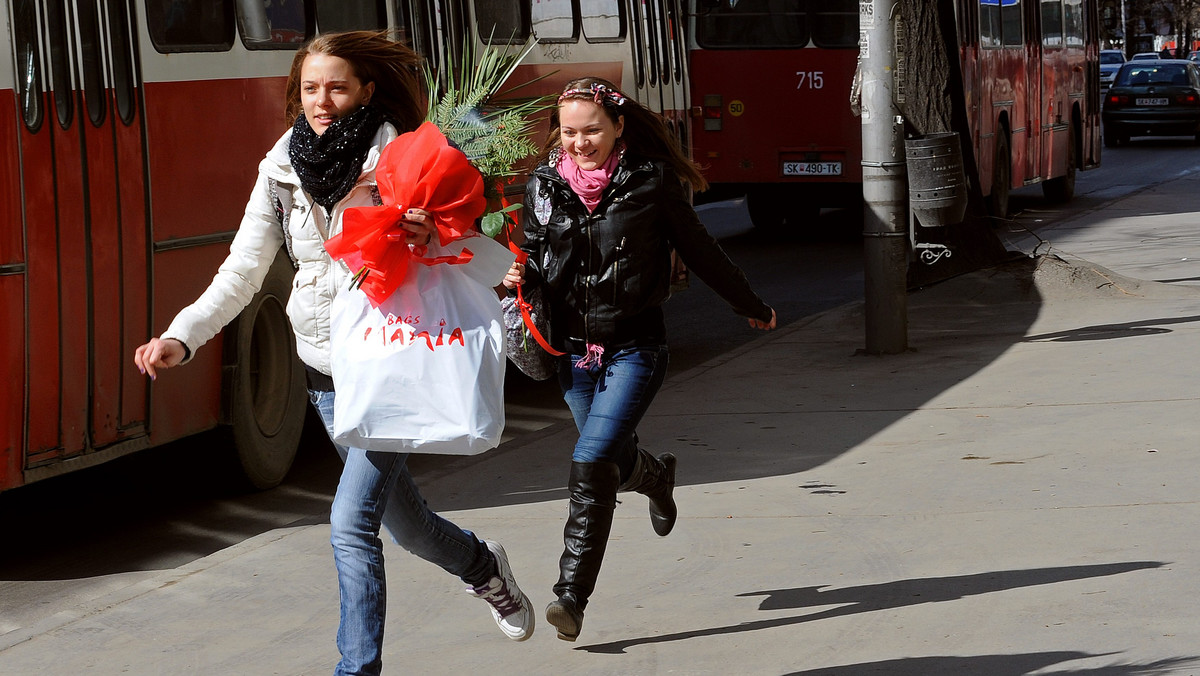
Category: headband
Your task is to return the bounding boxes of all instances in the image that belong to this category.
[557,82,628,108]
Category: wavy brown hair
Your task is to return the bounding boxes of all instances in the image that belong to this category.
[284,31,425,133]
[541,77,708,191]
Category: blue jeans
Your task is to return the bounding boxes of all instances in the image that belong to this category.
[557,346,670,478]
[310,389,493,676]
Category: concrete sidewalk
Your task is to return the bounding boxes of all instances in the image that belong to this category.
[5,174,1200,674]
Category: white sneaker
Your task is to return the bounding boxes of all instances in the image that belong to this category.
[466,541,534,641]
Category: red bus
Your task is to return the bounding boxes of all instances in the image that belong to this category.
[1,0,688,494]
[686,0,1101,228]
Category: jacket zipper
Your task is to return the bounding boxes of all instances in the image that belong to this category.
[613,236,625,306]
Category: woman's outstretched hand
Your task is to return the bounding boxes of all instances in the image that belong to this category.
[133,337,186,380]
[748,307,777,331]
[502,261,525,290]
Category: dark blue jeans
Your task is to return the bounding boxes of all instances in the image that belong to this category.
[557,346,670,478]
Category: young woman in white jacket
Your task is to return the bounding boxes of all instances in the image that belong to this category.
[133,31,533,674]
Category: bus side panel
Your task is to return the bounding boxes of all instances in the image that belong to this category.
[117,90,150,435]
[143,77,287,243]
[1,89,25,491]
[22,117,64,459]
[85,94,126,448]
[0,275,22,491]
[47,109,91,461]
[689,48,861,186]
[145,246,230,447]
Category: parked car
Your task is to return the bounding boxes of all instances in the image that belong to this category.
[1130,52,1162,61]
[1102,60,1200,146]
[1100,49,1126,89]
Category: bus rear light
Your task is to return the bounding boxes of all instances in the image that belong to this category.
[703,94,722,131]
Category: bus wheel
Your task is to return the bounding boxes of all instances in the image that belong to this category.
[747,187,787,230]
[1042,124,1076,203]
[987,134,1011,219]
[223,249,306,490]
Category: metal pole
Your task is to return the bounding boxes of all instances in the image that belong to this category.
[860,0,908,354]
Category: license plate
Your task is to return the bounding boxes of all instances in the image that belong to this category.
[1136,97,1169,106]
[783,161,843,176]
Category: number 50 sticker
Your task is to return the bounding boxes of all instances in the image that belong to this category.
[728,100,745,117]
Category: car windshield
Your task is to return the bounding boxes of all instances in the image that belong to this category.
[1116,64,1190,86]
[1101,52,1125,64]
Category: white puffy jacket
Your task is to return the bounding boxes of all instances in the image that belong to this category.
[162,123,401,375]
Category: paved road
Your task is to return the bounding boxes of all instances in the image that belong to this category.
[3,137,1199,648]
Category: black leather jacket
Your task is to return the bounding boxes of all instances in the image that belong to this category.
[521,150,772,352]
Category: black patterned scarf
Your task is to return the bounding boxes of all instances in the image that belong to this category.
[288,104,388,211]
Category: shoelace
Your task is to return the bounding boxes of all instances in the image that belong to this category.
[476,578,522,617]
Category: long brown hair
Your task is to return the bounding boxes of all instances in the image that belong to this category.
[284,31,425,133]
[542,77,708,191]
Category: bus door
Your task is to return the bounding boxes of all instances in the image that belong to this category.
[13,0,148,470]
[630,0,667,112]
[1024,0,1044,182]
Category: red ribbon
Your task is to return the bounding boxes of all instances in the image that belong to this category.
[501,194,565,357]
[325,122,487,307]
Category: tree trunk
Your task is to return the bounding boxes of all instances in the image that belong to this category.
[898,0,1010,285]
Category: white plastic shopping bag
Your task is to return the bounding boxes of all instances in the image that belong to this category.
[330,234,516,454]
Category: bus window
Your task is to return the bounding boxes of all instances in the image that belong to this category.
[1041,0,1063,47]
[316,0,388,33]
[45,0,73,129]
[237,0,310,49]
[475,0,531,42]
[78,0,107,126]
[1001,0,1022,46]
[533,0,578,41]
[582,0,624,41]
[631,0,646,87]
[811,0,857,49]
[980,0,1001,48]
[13,0,43,132]
[146,0,236,53]
[1063,0,1084,47]
[640,0,659,86]
[666,0,682,81]
[106,0,137,125]
[652,1,671,84]
[694,0,807,49]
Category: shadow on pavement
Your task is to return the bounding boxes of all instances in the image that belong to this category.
[576,561,1164,655]
[785,652,1200,676]
[2,252,1045,580]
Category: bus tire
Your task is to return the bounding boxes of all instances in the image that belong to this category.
[987,134,1011,219]
[1042,123,1076,203]
[747,187,786,230]
[222,249,306,490]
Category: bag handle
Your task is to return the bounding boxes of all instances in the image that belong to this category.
[502,183,565,357]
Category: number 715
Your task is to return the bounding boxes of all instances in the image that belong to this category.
[796,71,824,89]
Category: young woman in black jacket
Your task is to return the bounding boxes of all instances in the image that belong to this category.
[502,77,776,642]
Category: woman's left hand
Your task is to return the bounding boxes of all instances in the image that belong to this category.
[748,307,777,331]
[502,261,525,289]
[386,208,435,246]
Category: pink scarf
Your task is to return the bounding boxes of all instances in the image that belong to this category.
[557,147,620,212]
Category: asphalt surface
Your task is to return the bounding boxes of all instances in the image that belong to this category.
[4,166,1200,674]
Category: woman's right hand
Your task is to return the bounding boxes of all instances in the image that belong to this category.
[501,260,526,290]
[133,337,186,380]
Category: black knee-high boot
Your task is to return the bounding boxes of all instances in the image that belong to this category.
[546,461,620,642]
[619,447,677,536]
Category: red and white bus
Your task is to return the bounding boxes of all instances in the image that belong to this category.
[0,0,688,493]
[686,0,1101,228]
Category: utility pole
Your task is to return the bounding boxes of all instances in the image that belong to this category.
[860,0,908,354]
